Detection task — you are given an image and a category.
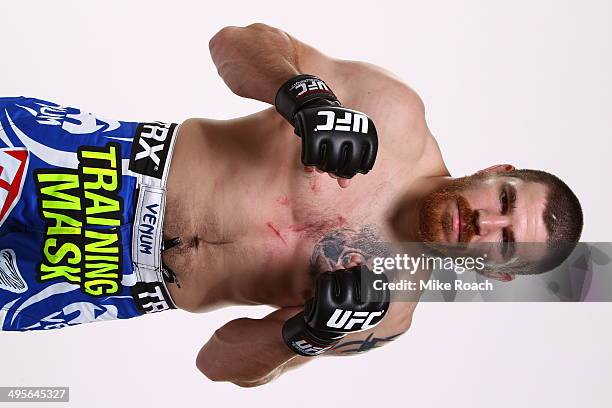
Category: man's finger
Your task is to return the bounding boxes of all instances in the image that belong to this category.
[337,178,351,188]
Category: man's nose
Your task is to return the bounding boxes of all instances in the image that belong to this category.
[475,209,511,235]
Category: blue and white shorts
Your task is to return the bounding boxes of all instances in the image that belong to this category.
[0,96,178,331]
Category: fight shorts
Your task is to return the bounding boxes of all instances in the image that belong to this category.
[0,96,179,331]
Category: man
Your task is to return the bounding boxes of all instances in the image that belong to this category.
[0,23,582,386]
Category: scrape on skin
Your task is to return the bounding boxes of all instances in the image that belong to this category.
[276,195,290,206]
[266,222,288,246]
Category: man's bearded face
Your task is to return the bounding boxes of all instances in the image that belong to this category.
[415,170,560,272]
[417,173,549,249]
[418,174,481,244]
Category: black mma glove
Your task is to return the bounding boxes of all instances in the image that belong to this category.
[282,265,390,356]
[275,75,378,179]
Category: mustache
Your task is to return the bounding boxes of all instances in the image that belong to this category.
[455,195,477,243]
[419,189,478,244]
[417,172,493,245]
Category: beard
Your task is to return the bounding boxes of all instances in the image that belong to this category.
[418,175,483,244]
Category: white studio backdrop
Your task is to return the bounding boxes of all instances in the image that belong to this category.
[0,1,610,407]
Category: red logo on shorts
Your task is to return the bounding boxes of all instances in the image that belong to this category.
[0,148,29,227]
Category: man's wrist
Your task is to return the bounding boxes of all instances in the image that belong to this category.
[274,74,340,124]
[282,312,344,357]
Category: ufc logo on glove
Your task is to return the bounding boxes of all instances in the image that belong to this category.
[326,309,386,331]
[282,266,390,356]
[315,110,369,134]
[293,78,330,96]
[275,74,378,178]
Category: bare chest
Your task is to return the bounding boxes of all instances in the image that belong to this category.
[161,111,428,311]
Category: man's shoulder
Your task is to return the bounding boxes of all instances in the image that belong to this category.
[333,59,424,110]
[331,59,430,160]
[294,38,426,119]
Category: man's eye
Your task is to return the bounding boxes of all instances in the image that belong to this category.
[501,229,515,259]
[500,190,508,213]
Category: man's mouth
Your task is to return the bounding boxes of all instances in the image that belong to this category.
[420,188,474,245]
[454,200,462,243]
[458,200,465,242]
[451,200,467,243]
[451,203,458,242]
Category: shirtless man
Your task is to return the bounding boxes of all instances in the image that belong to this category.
[0,23,582,387]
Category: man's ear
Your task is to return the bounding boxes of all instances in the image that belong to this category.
[478,270,516,282]
[475,164,515,175]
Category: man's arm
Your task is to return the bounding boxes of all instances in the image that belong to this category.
[209,23,430,178]
[209,23,325,105]
[195,302,414,387]
[209,23,384,184]
[195,307,305,388]
[209,23,420,109]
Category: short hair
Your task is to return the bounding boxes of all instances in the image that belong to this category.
[492,169,583,274]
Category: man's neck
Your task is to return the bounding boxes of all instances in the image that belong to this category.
[386,175,452,241]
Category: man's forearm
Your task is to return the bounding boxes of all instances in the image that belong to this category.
[196,309,310,387]
[209,23,302,104]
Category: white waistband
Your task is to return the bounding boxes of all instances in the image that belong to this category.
[129,121,181,308]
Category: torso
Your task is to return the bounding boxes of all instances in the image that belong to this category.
[161,72,448,313]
